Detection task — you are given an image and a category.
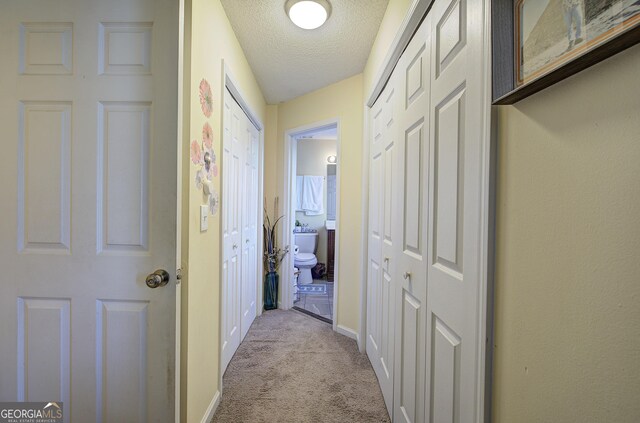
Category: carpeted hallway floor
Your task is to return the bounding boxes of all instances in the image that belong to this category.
[211,309,391,423]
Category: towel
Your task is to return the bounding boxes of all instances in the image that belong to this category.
[295,176,304,211]
[301,175,324,216]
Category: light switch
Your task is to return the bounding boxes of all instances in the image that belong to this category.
[200,205,208,232]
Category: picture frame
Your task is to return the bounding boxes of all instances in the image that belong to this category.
[492,0,640,104]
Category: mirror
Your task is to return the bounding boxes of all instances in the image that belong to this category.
[326,164,336,220]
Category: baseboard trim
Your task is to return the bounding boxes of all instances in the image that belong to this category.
[336,324,360,347]
[200,390,221,423]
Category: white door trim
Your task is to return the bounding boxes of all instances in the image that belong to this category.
[358,103,370,353]
[175,0,186,421]
[480,2,496,419]
[219,60,265,392]
[361,0,495,421]
[282,118,341,331]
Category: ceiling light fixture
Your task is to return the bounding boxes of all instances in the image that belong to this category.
[286,0,331,30]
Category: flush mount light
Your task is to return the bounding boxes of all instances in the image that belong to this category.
[327,155,337,164]
[286,0,332,30]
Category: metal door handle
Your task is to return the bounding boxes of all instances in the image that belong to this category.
[403,272,411,280]
[384,257,390,263]
[246,239,249,243]
[233,243,238,249]
[146,269,170,288]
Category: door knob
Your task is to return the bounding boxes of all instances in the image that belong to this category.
[246,239,250,243]
[146,269,170,288]
[403,271,411,280]
[384,257,390,263]
[233,243,238,249]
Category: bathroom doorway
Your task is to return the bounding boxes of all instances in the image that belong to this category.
[282,120,339,325]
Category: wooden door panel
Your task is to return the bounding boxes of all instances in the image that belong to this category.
[433,87,466,277]
[380,269,394,380]
[18,102,72,253]
[97,101,151,253]
[222,90,242,372]
[367,102,383,371]
[393,18,431,423]
[17,298,71,405]
[402,121,425,256]
[367,77,398,414]
[429,316,461,423]
[426,0,486,419]
[397,290,421,423]
[0,1,178,421]
[19,22,74,75]
[435,0,467,77]
[96,300,150,423]
[241,118,258,340]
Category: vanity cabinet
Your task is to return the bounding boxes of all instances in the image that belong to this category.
[327,229,335,282]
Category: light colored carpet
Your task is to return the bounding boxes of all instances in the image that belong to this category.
[211,309,391,423]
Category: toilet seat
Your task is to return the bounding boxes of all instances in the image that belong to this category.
[295,253,316,263]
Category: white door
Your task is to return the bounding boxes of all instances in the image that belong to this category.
[222,89,243,372]
[241,116,259,340]
[393,18,431,423]
[222,88,259,371]
[424,0,489,420]
[0,0,178,422]
[366,75,398,414]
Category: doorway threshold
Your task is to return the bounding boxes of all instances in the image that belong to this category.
[292,306,332,325]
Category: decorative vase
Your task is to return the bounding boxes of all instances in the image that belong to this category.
[264,271,279,310]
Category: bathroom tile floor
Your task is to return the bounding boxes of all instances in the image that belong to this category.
[293,279,333,322]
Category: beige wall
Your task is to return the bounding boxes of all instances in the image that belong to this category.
[273,74,364,332]
[295,138,337,265]
[493,44,640,422]
[363,0,412,97]
[264,105,279,205]
[182,0,266,421]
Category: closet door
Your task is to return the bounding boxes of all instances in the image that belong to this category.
[424,0,488,419]
[222,89,244,372]
[366,74,398,414]
[240,117,259,340]
[393,18,431,423]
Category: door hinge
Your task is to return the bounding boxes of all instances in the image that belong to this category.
[176,268,182,285]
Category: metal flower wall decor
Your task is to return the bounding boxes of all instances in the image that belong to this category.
[199,79,213,118]
[191,78,219,216]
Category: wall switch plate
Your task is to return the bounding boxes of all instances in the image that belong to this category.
[200,205,208,232]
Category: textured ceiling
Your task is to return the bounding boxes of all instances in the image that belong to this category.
[221,0,390,104]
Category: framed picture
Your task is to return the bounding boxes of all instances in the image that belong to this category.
[492,0,640,104]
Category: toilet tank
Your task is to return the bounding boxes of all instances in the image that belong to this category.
[294,232,318,254]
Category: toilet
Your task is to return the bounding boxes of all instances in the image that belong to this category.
[293,232,318,285]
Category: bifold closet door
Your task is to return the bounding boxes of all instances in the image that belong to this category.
[393,18,431,423]
[366,73,399,415]
[222,89,244,372]
[423,0,488,419]
[222,88,260,373]
[240,117,259,341]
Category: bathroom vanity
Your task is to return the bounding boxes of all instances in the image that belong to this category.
[327,229,335,282]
